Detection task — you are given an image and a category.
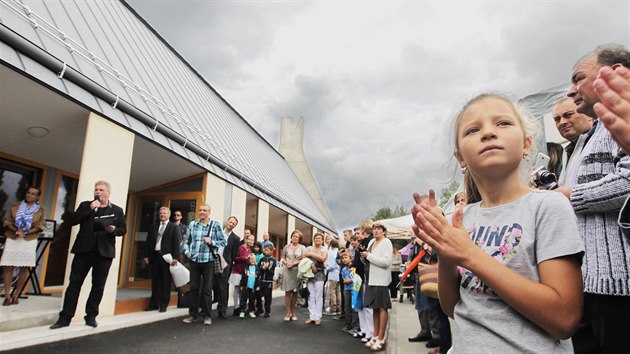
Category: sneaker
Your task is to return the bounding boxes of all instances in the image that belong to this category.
[239,312,245,318]
[203,317,212,325]
[249,312,256,318]
[182,316,195,324]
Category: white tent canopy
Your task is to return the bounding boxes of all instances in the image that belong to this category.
[379,214,414,240]
[379,206,458,241]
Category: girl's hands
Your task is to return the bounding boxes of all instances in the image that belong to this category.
[411,189,479,267]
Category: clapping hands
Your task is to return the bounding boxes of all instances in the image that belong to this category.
[411,189,476,266]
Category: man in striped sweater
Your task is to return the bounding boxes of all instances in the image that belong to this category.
[557,44,630,353]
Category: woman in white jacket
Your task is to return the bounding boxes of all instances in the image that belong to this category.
[361,222,393,351]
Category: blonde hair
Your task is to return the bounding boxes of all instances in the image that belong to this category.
[453,93,539,203]
[360,219,374,235]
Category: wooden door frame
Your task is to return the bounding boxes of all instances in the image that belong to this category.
[124,191,201,288]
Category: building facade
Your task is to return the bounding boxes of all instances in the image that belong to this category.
[0,0,335,317]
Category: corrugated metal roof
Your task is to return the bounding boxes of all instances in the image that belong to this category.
[0,0,335,233]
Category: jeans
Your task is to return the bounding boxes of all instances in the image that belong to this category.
[344,289,359,328]
[188,260,214,318]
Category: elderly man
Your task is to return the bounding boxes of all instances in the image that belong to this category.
[551,97,593,185]
[144,206,181,312]
[50,181,126,329]
[559,44,630,353]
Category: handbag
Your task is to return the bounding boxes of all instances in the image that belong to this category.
[418,263,439,299]
[351,270,363,309]
[177,290,191,308]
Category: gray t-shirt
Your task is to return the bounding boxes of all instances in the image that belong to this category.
[453,190,584,354]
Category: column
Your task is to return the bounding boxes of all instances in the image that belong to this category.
[287,215,296,236]
[62,113,134,319]
[204,173,226,225]
[256,200,269,242]
[230,186,247,238]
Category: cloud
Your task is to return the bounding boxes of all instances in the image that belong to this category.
[127,0,629,231]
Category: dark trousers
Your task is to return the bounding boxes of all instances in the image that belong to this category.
[436,305,452,353]
[239,287,255,313]
[576,293,630,354]
[343,289,359,329]
[189,260,214,318]
[255,284,273,314]
[213,267,230,315]
[59,252,113,322]
[389,271,400,298]
[149,251,172,310]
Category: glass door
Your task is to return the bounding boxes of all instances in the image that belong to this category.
[167,195,198,229]
[126,192,200,288]
[127,194,164,287]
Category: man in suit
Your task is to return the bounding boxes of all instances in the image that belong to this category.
[50,180,126,329]
[143,206,181,312]
[215,215,240,318]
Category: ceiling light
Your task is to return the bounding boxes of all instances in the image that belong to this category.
[27,126,49,138]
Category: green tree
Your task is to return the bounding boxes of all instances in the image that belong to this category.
[371,205,407,221]
[438,180,460,208]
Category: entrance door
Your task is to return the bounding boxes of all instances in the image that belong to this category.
[126,192,199,288]
[127,194,164,287]
[167,196,197,232]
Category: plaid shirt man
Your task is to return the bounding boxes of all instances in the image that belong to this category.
[183,220,227,263]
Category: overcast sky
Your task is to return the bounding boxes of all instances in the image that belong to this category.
[126,0,628,232]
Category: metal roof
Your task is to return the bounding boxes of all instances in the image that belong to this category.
[0,0,336,234]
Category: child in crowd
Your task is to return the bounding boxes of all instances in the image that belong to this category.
[411,93,584,353]
[253,241,263,265]
[256,243,276,317]
[326,239,341,315]
[238,253,258,318]
[340,251,359,333]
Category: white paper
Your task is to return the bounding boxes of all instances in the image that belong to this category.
[170,263,190,288]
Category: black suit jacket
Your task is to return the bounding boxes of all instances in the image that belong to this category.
[146,221,181,260]
[223,231,240,265]
[70,200,126,258]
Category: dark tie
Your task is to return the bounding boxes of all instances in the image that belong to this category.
[156,222,166,251]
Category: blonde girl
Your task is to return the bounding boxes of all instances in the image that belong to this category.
[411,94,584,353]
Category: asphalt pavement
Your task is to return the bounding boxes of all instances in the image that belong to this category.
[8,303,371,354]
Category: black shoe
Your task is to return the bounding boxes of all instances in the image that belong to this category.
[425,339,440,348]
[85,317,98,328]
[144,306,158,311]
[159,307,167,313]
[408,334,432,342]
[232,309,239,316]
[50,320,69,330]
[219,313,228,319]
[263,313,270,318]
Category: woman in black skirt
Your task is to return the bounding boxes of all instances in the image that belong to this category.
[360,222,393,351]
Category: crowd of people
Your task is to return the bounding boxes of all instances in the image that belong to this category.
[409,43,630,354]
[2,42,630,353]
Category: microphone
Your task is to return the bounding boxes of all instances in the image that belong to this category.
[93,196,100,212]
